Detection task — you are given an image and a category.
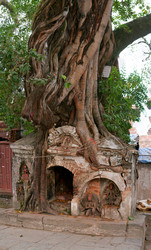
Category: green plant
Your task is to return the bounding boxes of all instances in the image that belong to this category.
[0,0,150,135]
[0,0,41,131]
[99,67,148,142]
[112,0,150,27]
[147,100,151,109]
[61,75,72,89]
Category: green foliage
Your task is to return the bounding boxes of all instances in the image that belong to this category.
[22,119,34,136]
[147,100,151,109]
[29,77,48,86]
[65,82,72,89]
[6,0,40,23]
[61,74,67,81]
[112,0,151,27]
[128,216,134,221]
[0,0,40,131]
[61,75,72,89]
[0,0,150,136]
[99,67,148,142]
[142,57,151,86]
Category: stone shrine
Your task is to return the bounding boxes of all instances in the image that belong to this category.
[11,126,138,220]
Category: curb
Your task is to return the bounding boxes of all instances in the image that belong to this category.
[0,208,146,249]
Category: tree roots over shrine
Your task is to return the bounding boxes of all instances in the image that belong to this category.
[21,0,122,213]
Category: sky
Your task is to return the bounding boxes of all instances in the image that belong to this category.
[119,34,151,136]
[118,0,151,136]
[119,34,151,76]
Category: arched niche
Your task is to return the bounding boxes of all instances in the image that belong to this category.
[79,170,125,198]
[19,161,30,182]
[16,161,31,207]
[79,177,122,216]
[47,166,73,202]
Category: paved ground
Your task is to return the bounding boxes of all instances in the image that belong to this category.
[0,224,144,250]
[0,208,147,250]
[144,213,151,250]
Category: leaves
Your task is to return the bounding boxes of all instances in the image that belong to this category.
[128,216,134,221]
[61,75,72,89]
[99,67,148,142]
[0,0,40,130]
[147,100,151,110]
[29,77,48,86]
[65,82,72,89]
[61,74,67,81]
[112,0,151,27]
[0,0,150,135]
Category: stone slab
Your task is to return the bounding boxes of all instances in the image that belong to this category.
[18,212,44,230]
[0,211,147,250]
[0,208,146,242]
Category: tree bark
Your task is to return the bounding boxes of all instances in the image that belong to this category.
[2,0,151,212]
[21,0,116,212]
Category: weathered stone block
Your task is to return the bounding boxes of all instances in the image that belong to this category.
[97,221,127,237]
[101,206,121,220]
[0,213,9,225]
[18,212,44,230]
[97,155,109,166]
[110,155,122,166]
[71,197,80,216]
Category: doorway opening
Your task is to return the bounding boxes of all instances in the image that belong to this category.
[47,166,73,214]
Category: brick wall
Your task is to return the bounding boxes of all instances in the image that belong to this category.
[83,179,101,197]
[139,135,151,148]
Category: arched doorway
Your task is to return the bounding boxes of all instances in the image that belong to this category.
[47,166,73,214]
[54,166,73,199]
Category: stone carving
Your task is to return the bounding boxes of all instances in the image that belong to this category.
[16,164,31,208]
[16,182,24,204]
[80,192,101,216]
[99,137,124,150]
[48,126,82,153]
[79,178,122,217]
[102,181,122,206]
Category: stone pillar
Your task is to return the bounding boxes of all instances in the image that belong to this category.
[71,197,80,216]
[10,134,36,209]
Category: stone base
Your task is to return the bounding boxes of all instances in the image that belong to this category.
[0,208,146,242]
[0,194,12,208]
[10,127,138,221]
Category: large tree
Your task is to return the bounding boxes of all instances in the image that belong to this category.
[1,0,151,212]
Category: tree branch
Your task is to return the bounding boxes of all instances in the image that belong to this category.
[131,37,151,60]
[0,0,18,24]
[0,0,14,14]
[111,14,151,63]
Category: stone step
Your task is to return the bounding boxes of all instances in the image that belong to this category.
[0,209,146,239]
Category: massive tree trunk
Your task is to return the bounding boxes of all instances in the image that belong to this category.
[22,0,115,212]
